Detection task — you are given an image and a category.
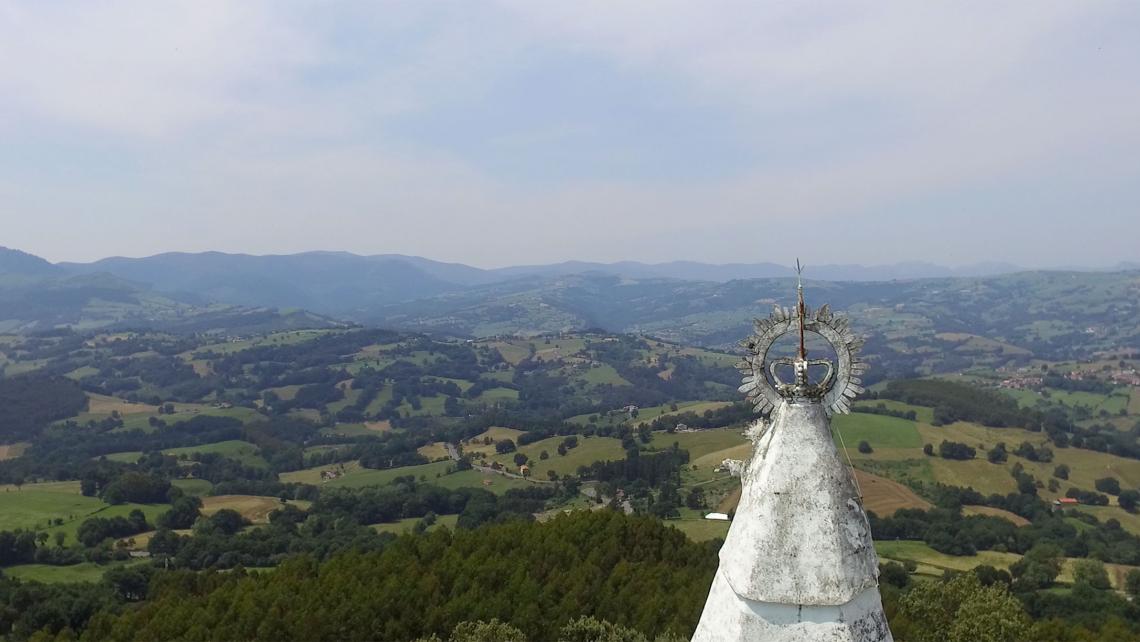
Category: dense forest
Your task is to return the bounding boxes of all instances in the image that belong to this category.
[0,511,1132,642]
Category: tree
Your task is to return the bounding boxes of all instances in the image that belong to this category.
[987,442,1008,464]
[100,472,171,505]
[1053,464,1070,480]
[1071,559,1111,590]
[494,440,517,455]
[685,487,704,510]
[157,496,203,530]
[539,451,549,460]
[923,443,934,456]
[450,618,527,642]
[1124,569,1140,596]
[880,562,910,588]
[1118,489,1139,512]
[444,396,461,417]
[938,440,976,460]
[559,616,666,642]
[513,453,528,467]
[195,508,247,536]
[858,441,873,454]
[147,528,182,556]
[897,573,1028,642]
[1009,543,1064,591]
[104,564,155,601]
[1095,477,1121,495]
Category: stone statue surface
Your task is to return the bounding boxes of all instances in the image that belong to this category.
[691,266,893,642]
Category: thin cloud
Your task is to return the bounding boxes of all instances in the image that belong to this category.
[0,2,1136,267]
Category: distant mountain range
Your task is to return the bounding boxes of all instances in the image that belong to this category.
[48,250,1140,292]
[1,247,1138,371]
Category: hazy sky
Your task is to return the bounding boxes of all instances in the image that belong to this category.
[2,2,1138,267]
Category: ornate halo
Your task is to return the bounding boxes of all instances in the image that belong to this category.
[736,303,867,417]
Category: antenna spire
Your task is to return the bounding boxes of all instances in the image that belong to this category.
[795,259,806,361]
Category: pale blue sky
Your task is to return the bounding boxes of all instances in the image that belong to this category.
[1,1,1137,267]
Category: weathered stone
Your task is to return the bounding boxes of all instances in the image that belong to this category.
[691,283,892,641]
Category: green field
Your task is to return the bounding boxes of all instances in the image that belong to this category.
[3,560,146,584]
[280,460,455,488]
[876,540,1021,575]
[396,394,448,417]
[171,478,213,496]
[0,481,169,544]
[833,412,923,449]
[583,400,717,426]
[577,364,631,387]
[670,514,730,542]
[103,440,266,468]
[326,386,362,414]
[0,483,104,532]
[475,387,520,403]
[42,503,169,544]
[186,330,335,357]
[280,459,541,495]
[483,435,627,477]
[875,539,1138,590]
[371,513,460,535]
[852,400,934,424]
[426,470,534,495]
[1004,387,1131,416]
[830,413,1140,535]
[321,421,391,437]
[648,428,748,460]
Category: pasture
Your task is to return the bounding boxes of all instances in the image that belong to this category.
[184,329,333,357]
[482,435,627,477]
[3,560,145,584]
[710,469,930,519]
[833,412,923,449]
[876,540,1022,575]
[578,364,631,387]
[671,516,730,542]
[0,442,29,461]
[86,393,155,415]
[0,483,104,532]
[103,440,267,469]
[171,478,213,497]
[877,540,1139,590]
[280,460,454,488]
[201,495,310,524]
[371,513,459,535]
[854,470,931,516]
[0,481,169,544]
[322,420,392,437]
[42,502,169,544]
[963,505,1030,526]
[459,427,528,456]
[431,470,534,494]
[852,400,933,424]
[475,387,520,403]
[486,340,533,366]
[648,428,748,460]
[417,442,453,461]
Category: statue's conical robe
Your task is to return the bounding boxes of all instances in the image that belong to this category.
[691,401,893,642]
